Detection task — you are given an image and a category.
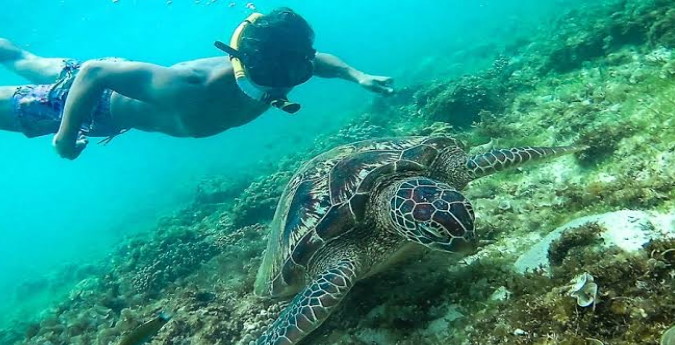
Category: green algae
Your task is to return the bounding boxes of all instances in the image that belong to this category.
[548,222,605,266]
[464,237,675,345]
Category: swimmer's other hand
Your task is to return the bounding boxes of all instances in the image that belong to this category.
[53,133,88,160]
[359,74,394,95]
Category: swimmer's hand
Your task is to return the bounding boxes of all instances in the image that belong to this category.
[53,133,88,160]
[359,74,394,95]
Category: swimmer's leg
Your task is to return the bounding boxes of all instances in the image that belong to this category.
[0,86,21,132]
[0,38,68,84]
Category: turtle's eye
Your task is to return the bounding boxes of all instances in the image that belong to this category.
[388,177,476,253]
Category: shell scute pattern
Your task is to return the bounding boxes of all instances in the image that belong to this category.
[282,180,326,245]
[329,150,401,204]
[256,136,465,296]
[355,160,425,196]
[313,204,355,240]
[290,231,327,267]
[400,143,441,163]
[422,136,463,149]
[348,193,369,220]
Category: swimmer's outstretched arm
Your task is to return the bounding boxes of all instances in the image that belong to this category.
[313,52,394,95]
[53,60,200,159]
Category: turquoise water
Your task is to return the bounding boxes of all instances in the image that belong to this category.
[0,0,587,338]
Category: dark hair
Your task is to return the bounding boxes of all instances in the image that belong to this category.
[239,8,316,87]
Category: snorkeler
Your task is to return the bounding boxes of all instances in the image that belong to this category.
[0,8,394,160]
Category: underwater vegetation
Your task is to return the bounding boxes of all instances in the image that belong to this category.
[1,0,673,344]
[413,56,515,128]
[466,223,675,345]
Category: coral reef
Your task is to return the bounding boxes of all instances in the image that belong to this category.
[413,56,516,128]
[230,171,293,227]
[534,0,675,74]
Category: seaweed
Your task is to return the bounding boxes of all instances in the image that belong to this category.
[467,237,675,345]
[413,56,518,128]
[547,222,605,266]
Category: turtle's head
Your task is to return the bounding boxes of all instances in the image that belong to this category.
[374,177,476,253]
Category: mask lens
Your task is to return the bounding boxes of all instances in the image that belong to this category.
[246,53,313,87]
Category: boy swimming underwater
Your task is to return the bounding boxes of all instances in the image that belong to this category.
[0,8,394,160]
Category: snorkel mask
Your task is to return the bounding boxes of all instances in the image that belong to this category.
[215,12,315,114]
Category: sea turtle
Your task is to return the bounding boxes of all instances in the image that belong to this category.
[252,136,582,345]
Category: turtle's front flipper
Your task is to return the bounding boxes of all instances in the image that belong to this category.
[466,145,585,179]
[254,259,359,345]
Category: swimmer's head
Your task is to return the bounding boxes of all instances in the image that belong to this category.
[238,8,316,88]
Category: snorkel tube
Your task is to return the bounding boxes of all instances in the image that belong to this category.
[214,13,302,114]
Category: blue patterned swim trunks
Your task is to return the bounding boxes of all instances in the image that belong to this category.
[11,59,123,139]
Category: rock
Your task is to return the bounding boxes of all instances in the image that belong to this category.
[489,286,511,301]
[421,304,464,339]
[662,324,675,345]
[514,210,675,274]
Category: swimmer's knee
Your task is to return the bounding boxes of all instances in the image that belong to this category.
[0,39,69,83]
[0,38,11,50]
[13,57,67,84]
[0,38,26,63]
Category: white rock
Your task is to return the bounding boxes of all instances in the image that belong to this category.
[514,210,674,275]
[513,328,528,336]
[489,286,512,301]
[422,304,464,338]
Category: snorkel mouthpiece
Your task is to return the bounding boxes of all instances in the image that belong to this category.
[214,13,303,114]
[269,98,301,114]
